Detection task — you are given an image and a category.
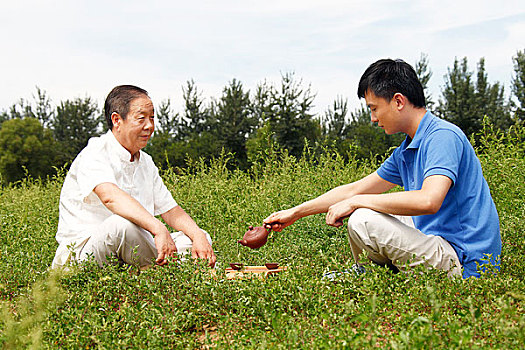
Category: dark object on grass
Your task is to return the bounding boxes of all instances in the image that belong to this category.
[238,225,270,249]
[265,263,279,270]
[229,263,244,270]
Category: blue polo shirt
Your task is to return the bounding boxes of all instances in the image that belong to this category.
[377,111,501,278]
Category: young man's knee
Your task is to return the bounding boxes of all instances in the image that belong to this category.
[347,208,376,234]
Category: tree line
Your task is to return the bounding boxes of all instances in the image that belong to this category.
[1,51,524,184]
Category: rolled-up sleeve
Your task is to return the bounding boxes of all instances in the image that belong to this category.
[422,130,462,185]
[76,153,118,203]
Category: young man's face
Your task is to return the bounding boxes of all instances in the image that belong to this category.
[112,95,155,158]
[364,90,401,135]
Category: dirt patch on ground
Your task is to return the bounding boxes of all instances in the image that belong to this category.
[198,324,219,349]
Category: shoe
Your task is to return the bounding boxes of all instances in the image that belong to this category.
[322,264,366,280]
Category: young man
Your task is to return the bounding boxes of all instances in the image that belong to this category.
[52,85,216,269]
[264,59,501,278]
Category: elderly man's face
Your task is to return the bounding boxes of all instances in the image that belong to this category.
[112,95,155,159]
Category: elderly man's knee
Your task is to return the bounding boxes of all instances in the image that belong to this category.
[172,229,213,254]
[101,215,142,241]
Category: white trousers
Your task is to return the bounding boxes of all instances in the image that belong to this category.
[78,215,212,268]
[347,208,462,276]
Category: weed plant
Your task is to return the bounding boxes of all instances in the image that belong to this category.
[1,125,524,348]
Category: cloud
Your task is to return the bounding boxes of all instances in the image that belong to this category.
[1,0,524,115]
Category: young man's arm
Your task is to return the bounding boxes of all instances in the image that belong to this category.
[160,206,216,267]
[93,182,176,265]
[325,174,452,227]
[263,172,397,231]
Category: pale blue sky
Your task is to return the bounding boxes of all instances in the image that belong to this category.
[1,0,524,116]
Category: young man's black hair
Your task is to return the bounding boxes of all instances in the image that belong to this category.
[357,58,426,108]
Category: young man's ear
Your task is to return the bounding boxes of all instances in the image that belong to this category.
[393,93,407,110]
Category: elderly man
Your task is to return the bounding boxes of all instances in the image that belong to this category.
[264,59,501,278]
[52,85,216,268]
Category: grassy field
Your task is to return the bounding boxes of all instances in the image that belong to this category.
[1,125,524,349]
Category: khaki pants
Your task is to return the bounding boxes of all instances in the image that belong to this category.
[78,215,212,267]
[347,208,462,276]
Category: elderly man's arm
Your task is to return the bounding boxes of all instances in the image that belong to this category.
[93,182,176,265]
[160,206,216,267]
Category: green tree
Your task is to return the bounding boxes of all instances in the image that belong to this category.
[212,79,255,168]
[1,98,34,122]
[147,81,221,169]
[0,110,9,126]
[155,99,178,135]
[52,97,102,166]
[181,81,221,163]
[2,87,55,127]
[251,81,273,125]
[511,49,525,122]
[437,57,510,136]
[437,57,476,135]
[322,96,348,140]
[320,96,355,157]
[179,80,210,139]
[31,87,54,128]
[260,73,321,158]
[415,53,434,109]
[474,58,512,130]
[0,118,58,183]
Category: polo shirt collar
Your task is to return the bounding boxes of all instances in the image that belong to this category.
[405,110,434,150]
[106,130,141,164]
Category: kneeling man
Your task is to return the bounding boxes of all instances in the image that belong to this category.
[264,59,501,278]
[52,85,216,268]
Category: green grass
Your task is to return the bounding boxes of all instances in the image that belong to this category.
[1,125,524,349]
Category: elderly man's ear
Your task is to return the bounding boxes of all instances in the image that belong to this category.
[111,112,122,129]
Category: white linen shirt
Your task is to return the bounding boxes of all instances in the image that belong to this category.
[52,131,177,267]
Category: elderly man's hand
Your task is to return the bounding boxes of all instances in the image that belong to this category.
[154,231,177,265]
[191,233,216,267]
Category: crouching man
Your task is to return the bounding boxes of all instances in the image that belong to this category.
[264,59,501,278]
[52,85,216,269]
